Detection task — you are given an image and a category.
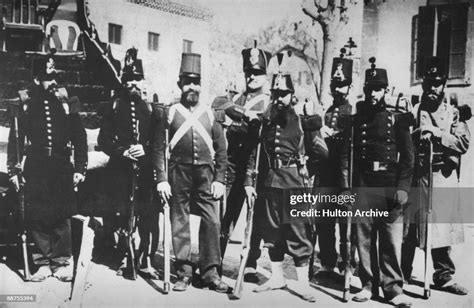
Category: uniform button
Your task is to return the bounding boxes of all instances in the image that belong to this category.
[386,147,391,150]
[47,129,52,133]
[45,111,50,116]
[362,155,366,159]
[387,156,390,160]
[362,124,367,128]
[387,123,392,127]
[131,101,135,106]
[335,108,339,112]
[47,123,52,127]
[386,139,390,142]
[46,117,51,121]
[387,130,391,134]
[131,112,136,117]
[275,139,280,144]
[131,106,135,111]
[44,106,49,110]
[275,147,281,152]
[333,112,338,116]
[362,140,367,143]
[47,136,52,140]
[44,100,49,105]
[276,132,281,136]
[276,125,280,129]
[362,131,366,135]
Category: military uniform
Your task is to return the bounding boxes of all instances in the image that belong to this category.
[402,57,471,291]
[315,53,354,272]
[7,64,87,269]
[97,49,158,271]
[213,46,272,271]
[152,53,228,284]
[339,59,414,301]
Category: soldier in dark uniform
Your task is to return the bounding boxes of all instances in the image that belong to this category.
[154,53,229,292]
[7,56,87,282]
[314,49,354,278]
[97,48,159,279]
[212,43,272,281]
[339,58,414,306]
[402,57,470,295]
[245,54,321,302]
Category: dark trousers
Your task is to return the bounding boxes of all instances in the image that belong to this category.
[318,218,357,268]
[170,163,221,282]
[221,177,262,268]
[30,218,72,269]
[262,188,313,267]
[402,224,455,286]
[356,219,404,300]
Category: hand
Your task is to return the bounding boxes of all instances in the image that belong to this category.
[9,175,24,192]
[421,125,442,138]
[157,181,172,202]
[211,182,225,199]
[129,144,145,158]
[320,125,334,138]
[394,190,408,206]
[73,173,85,187]
[298,165,309,182]
[244,186,257,204]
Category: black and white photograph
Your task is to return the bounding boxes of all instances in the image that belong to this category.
[0,0,473,307]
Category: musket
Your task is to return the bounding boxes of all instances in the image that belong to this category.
[11,101,31,281]
[342,120,354,302]
[162,128,171,294]
[230,124,263,300]
[422,138,434,299]
[127,120,140,280]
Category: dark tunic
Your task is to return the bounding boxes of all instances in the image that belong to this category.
[97,91,154,215]
[7,87,87,222]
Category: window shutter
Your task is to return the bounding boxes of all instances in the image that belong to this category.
[446,4,468,79]
[416,6,436,79]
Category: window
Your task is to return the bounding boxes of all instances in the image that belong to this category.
[411,3,469,86]
[183,39,193,53]
[148,32,160,51]
[108,23,122,45]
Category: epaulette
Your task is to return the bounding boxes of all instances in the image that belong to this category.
[68,96,82,114]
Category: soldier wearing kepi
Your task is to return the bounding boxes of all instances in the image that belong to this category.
[246,54,321,302]
[402,57,470,295]
[314,48,354,278]
[7,56,87,282]
[213,42,272,282]
[98,48,160,280]
[339,58,414,306]
[153,53,229,292]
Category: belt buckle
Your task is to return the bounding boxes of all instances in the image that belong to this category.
[373,161,380,171]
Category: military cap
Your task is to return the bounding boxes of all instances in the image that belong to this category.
[364,57,388,88]
[242,41,272,74]
[121,47,144,83]
[423,56,447,81]
[270,53,294,93]
[331,48,353,87]
[179,53,201,78]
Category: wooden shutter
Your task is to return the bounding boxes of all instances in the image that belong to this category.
[416,6,436,79]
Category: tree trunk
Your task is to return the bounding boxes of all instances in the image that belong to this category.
[320,32,336,109]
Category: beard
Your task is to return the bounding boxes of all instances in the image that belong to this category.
[422,91,444,108]
[270,101,290,127]
[181,89,200,106]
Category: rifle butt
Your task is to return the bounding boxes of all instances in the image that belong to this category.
[21,234,31,281]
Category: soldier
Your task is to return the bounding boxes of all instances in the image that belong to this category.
[314,49,354,278]
[154,53,229,292]
[339,58,414,306]
[213,42,272,282]
[402,57,470,295]
[7,56,87,282]
[97,48,160,280]
[245,54,321,302]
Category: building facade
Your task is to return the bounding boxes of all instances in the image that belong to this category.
[87,0,213,103]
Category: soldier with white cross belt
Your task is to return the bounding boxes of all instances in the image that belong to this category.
[152,53,229,293]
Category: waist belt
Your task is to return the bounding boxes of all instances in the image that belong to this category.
[269,156,298,169]
[359,161,394,172]
[28,146,71,157]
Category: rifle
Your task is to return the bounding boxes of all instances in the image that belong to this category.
[10,100,31,281]
[422,138,434,299]
[126,120,140,280]
[342,121,354,302]
[162,128,171,294]
[230,124,263,300]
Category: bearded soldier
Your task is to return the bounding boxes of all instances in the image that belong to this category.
[339,58,414,307]
[97,48,159,280]
[154,53,229,293]
[314,49,354,278]
[402,57,470,295]
[245,54,321,302]
[212,42,272,282]
[7,56,87,282]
